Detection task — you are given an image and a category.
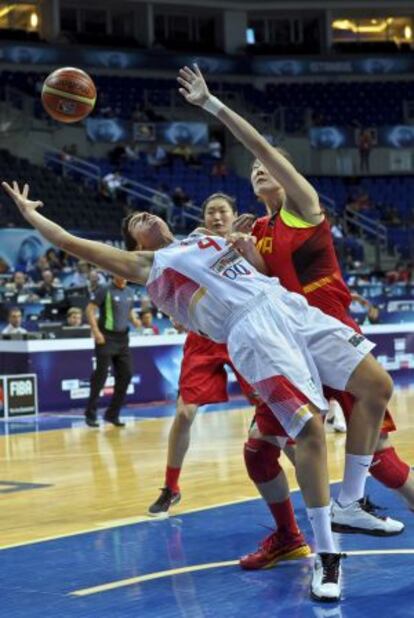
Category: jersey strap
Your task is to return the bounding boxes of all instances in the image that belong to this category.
[280,208,317,229]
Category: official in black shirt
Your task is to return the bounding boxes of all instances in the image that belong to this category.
[84,276,141,427]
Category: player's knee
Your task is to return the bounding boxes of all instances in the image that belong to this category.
[176,401,197,425]
[243,438,282,484]
[370,447,410,489]
[295,416,325,453]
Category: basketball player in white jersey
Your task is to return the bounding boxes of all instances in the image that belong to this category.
[3,180,394,603]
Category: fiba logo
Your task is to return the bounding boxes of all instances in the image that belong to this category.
[10,380,33,397]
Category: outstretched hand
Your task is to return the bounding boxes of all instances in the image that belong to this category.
[2,181,43,218]
[177,64,210,107]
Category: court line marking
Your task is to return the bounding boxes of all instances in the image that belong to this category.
[70,549,414,597]
[0,477,343,551]
[0,494,272,551]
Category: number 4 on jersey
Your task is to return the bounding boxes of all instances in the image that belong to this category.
[197,237,221,252]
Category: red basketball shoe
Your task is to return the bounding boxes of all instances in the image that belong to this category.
[239,529,311,570]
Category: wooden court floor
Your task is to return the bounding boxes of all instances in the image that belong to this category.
[0,389,413,549]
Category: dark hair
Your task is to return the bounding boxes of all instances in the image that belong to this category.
[121,213,137,251]
[201,193,237,218]
[8,307,22,317]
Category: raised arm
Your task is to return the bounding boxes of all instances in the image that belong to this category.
[2,182,153,285]
[178,65,322,224]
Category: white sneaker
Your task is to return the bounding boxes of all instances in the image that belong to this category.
[331,497,404,536]
[311,553,342,602]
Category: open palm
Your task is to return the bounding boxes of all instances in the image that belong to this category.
[177,64,210,107]
[2,181,43,217]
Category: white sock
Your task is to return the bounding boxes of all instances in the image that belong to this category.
[338,453,373,506]
[307,506,337,554]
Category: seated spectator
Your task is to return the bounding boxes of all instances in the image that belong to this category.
[139,309,160,335]
[5,271,31,295]
[66,307,83,327]
[2,307,27,335]
[65,260,90,288]
[45,248,63,273]
[36,269,61,300]
[101,172,124,200]
[27,255,50,282]
[386,261,411,284]
[171,144,197,164]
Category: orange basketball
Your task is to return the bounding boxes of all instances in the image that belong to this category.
[41,67,97,124]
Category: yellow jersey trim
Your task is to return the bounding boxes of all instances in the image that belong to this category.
[280,208,317,229]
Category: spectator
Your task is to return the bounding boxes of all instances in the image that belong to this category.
[26,256,49,282]
[101,171,124,201]
[2,307,27,335]
[5,271,31,295]
[66,307,83,327]
[139,309,160,335]
[66,260,90,288]
[357,129,374,173]
[37,269,61,300]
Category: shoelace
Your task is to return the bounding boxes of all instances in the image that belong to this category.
[358,496,387,520]
[155,487,173,504]
[258,526,298,551]
[321,553,347,584]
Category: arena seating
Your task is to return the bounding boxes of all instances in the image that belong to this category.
[1,70,412,131]
[0,149,123,233]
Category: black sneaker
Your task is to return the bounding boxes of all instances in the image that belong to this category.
[85,415,99,428]
[148,487,181,518]
[104,414,125,427]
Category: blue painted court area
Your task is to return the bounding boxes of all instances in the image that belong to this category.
[1,479,413,618]
[0,397,251,436]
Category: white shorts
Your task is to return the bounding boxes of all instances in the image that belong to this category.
[227,288,375,439]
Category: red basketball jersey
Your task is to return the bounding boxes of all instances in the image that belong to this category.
[252,209,352,322]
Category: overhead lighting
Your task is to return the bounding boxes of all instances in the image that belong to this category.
[30,11,38,28]
[404,25,412,40]
[333,18,392,34]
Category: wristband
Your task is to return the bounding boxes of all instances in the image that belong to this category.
[202,95,224,116]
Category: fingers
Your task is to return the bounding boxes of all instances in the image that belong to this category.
[177,76,192,92]
[23,183,29,199]
[178,88,190,100]
[193,63,203,78]
[2,181,19,199]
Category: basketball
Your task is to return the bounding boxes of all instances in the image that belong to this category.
[41,67,97,124]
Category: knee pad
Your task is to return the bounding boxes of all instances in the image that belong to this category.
[370,447,410,489]
[244,438,282,484]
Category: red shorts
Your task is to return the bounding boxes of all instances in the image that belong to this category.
[179,332,256,406]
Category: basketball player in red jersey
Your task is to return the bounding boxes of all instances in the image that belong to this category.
[147,193,311,567]
[178,64,412,564]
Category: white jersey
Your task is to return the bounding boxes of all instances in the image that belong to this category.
[147,233,284,342]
